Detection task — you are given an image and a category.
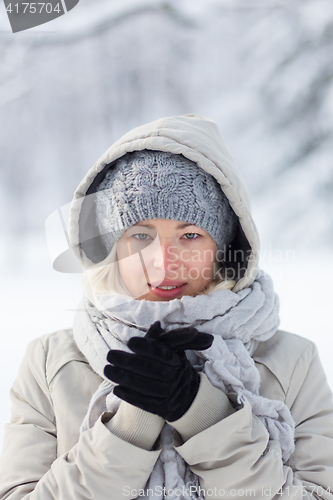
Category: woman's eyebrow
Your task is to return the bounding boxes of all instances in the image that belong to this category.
[134,223,195,229]
[132,224,154,229]
[177,223,196,229]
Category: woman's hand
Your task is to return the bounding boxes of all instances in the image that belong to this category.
[104,321,214,422]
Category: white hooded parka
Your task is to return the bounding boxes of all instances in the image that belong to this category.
[0,115,333,500]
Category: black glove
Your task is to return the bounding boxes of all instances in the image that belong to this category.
[104,321,214,422]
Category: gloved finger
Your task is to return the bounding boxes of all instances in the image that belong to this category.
[177,331,214,351]
[145,321,164,340]
[107,349,144,366]
[107,350,174,378]
[160,329,214,351]
[104,365,171,397]
[113,385,165,414]
[158,326,198,348]
[127,337,179,365]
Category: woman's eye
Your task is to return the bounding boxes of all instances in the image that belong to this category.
[133,233,151,240]
[183,233,199,240]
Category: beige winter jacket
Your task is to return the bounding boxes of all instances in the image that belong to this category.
[0,328,332,500]
[1,115,333,499]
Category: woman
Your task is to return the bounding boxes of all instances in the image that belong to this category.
[0,114,332,500]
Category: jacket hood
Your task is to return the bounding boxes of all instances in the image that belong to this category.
[68,114,260,292]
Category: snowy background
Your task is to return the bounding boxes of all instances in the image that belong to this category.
[1,0,333,451]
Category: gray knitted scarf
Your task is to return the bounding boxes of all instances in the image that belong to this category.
[73,270,295,500]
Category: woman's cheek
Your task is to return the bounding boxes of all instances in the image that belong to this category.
[191,248,215,276]
[202,266,214,280]
[118,253,145,287]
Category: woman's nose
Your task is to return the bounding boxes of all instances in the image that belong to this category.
[153,240,181,272]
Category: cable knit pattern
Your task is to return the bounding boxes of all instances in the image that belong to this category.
[95,151,238,251]
[73,270,295,500]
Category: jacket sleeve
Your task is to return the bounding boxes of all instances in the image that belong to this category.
[174,342,333,500]
[0,339,161,500]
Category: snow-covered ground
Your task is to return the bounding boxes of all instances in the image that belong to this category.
[0,234,332,452]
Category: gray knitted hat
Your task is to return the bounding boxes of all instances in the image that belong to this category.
[95,150,238,252]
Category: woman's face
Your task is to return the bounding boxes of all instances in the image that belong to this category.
[116,219,217,301]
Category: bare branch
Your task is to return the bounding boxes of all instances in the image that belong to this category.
[21,1,198,46]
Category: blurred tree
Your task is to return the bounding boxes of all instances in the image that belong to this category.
[0,0,332,255]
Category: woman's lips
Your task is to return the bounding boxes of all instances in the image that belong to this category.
[148,282,187,299]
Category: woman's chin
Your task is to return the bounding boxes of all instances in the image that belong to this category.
[134,287,186,302]
[136,293,181,302]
